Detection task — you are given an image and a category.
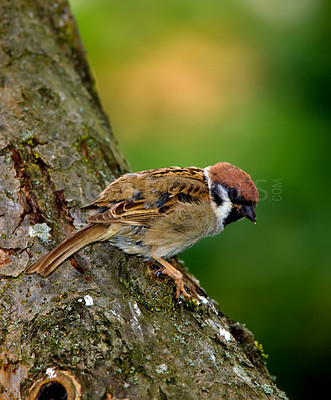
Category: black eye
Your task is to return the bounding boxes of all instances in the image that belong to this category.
[229,187,239,200]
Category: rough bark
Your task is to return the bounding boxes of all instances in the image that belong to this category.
[0,1,287,399]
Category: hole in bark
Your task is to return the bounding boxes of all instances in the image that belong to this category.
[29,369,81,400]
[35,381,68,400]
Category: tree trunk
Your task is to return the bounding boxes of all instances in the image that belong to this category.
[0,1,287,399]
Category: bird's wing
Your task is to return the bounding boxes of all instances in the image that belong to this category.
[86,167,209,226]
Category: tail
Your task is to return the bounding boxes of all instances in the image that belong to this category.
[25,223,112,277]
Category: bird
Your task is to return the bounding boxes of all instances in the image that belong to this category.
[26,162,259,299]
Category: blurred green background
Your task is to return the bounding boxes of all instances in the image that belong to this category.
[70,1,330,398]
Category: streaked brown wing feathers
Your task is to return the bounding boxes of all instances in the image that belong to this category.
[87,200,160,226]
[86,167,209,226]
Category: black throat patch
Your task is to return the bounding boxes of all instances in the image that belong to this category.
[224,207,243,227]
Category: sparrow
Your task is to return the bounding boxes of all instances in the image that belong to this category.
[26,162,259,299]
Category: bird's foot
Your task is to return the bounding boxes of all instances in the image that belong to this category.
[154,257,190,299]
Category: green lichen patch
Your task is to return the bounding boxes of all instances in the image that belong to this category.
[254,340,269,361]
[25,298,119,375]
[37,86,61,107]
[114,256,178,315]
[28,223,51,242]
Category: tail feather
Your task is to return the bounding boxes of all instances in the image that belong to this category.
[25,223,111,277]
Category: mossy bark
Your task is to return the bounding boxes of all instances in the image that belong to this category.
[0,1,287,399]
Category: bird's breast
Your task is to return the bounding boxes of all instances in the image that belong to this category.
[140,201,220,258]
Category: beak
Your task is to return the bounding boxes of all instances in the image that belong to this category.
[240,204,256,224]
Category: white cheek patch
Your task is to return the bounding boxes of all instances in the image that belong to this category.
[204,168,233,229]
[212,185,232,227]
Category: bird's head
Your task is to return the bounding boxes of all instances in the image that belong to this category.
[205,162,259,228]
